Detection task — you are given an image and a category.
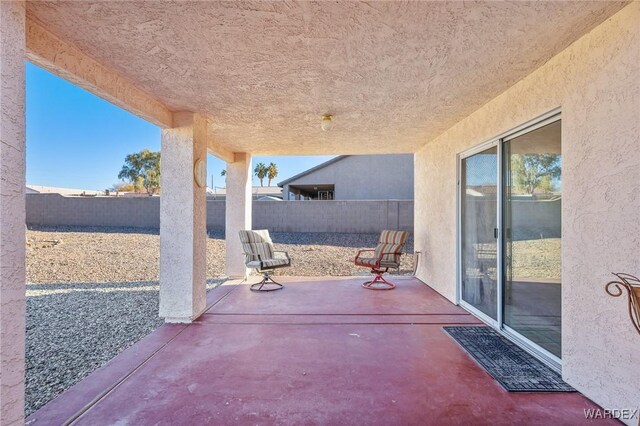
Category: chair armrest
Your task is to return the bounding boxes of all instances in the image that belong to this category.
[355,249,375,262]
[376,251,403,261]
[355,246,405,269]
[273,250,291,262]
[242,251,264,263]
[367,251,404,268]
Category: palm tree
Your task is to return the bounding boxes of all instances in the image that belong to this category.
[220,169,226,177]
[254,162,267,186]
[267,162,278,186]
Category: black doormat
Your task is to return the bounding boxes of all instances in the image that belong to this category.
[443,326,574,392]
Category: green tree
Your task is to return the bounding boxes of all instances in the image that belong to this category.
[267,162,278,186]
[254,162,267,186]
[537,175,557,193]
[118,149,161,195]
[220,169,227,177]
[511,153,561,195]
[111,181,137,192]
[117,153,143,192]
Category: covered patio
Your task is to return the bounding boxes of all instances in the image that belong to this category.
[1,1,638,424]
[26,277,611,425]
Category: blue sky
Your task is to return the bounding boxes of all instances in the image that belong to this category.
[26,63,334,190]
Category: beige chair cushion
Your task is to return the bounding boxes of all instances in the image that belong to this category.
[373,230,409,265]
[239,230,274,262]
[239,229,290,271]
[355,230,409,269]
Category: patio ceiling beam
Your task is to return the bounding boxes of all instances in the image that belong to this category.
[25,18,173,128]
[199,116,234,163]
[207,144,234,164]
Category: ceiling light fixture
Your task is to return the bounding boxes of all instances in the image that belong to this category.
[320,114,333,131]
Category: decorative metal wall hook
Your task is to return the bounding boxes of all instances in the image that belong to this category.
[605,273,640,335]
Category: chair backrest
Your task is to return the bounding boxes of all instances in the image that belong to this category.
[374,230,409,265]
[238,230,275,263]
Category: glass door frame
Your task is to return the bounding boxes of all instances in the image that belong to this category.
[457,138,503,330]
[456,108,562,371]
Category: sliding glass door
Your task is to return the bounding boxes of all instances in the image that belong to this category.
[460,147,498,322]
[458,114,562,365]
[503,120,562,358]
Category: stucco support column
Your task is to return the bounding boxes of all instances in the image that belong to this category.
[0,1,26,424]
[159,112,207,323]
[225,153,252,278]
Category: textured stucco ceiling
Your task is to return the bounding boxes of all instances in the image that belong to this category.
[26,1,627,156]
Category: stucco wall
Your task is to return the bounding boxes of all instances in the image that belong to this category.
[414,3,639,419]
[0,2,26,424]
[283,154,414,200]
[26,194,414,234]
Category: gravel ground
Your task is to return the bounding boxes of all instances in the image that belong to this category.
[474,238,560,281]
[26,226,415,282]
[25,226,414,416]
[25,226,558,416]
[511,238,561,280]
[25,279,223,416]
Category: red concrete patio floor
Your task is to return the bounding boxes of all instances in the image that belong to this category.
[27,277,611,425]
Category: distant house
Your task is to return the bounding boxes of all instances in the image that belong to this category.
[26,185,101,196]
[278,154,413,201]
[207,186,282,200]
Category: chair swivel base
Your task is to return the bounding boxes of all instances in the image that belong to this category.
[250,272,284,292]
[362,270,396,290]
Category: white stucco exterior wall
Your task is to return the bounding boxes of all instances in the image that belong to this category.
[225,153,252,278]
[414,3,639,419]
[0,1,26,424]
[159,113,207,323]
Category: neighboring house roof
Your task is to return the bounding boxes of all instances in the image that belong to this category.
[27,185,101,196]
[277,156,348,187]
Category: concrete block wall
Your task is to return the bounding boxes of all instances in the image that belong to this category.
[253,200,413,233]
[26,194,161,228]
[206,200,225,229]
[464,197,561,243]
[26,194,414,233]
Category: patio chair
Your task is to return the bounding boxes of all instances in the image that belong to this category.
[354,230,409,290]
[239,230,291,292]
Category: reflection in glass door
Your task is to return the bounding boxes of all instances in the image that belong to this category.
[503,120,562,358]
[461,147,498,321]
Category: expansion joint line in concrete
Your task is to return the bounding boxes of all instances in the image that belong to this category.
[65,283,243,424]
[65,323,191,426]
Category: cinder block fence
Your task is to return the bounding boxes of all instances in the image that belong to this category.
[26,194,414,233]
